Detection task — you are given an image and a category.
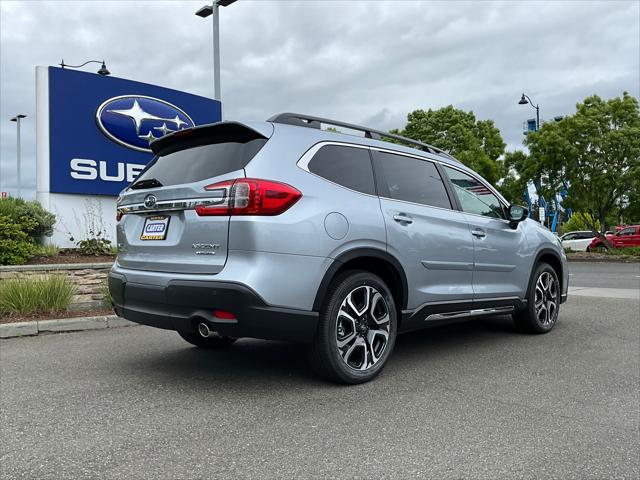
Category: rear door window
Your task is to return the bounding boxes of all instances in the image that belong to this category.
[371,151,452,209]
[307,145,376,195]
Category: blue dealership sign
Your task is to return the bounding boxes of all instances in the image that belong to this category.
[48,67,220,196]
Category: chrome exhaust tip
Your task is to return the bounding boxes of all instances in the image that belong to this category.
[197,322,211,338]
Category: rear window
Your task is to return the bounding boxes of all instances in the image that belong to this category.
[307,145,376,195]
[132,126,267,188]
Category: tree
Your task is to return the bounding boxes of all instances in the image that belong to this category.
[525,92,640,239]
[620,187,640,224]
[563,212,601,233]
[392,105,506,184]
[499,150,530,205]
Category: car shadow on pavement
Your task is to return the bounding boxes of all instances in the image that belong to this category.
[116,314,522,389]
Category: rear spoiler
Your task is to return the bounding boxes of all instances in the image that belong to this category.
[149,121,268,157]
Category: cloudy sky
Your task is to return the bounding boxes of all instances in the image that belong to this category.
[1,0,638,198]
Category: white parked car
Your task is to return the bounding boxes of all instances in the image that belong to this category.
[560,230,595,251]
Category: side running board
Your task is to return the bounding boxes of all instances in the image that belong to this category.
[425,305,515,322]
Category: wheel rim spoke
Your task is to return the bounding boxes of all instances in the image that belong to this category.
[336,308,357,348]
[347,286,371,317]
[366,329,389,364]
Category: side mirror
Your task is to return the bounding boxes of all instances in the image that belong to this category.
[507,204,528,228]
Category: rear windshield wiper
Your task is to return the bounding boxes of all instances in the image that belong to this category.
[130,178,163,190]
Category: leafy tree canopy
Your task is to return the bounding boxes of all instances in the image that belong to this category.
[392,105,506,184]
[524,92,640,234]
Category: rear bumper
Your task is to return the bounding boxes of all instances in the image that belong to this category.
[108,272,318,343]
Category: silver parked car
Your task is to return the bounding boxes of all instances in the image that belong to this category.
[109,113,569,384]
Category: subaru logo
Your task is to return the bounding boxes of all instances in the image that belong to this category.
[96,95,195,152]
[144,194,157,209]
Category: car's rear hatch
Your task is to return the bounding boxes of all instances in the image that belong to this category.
[115,122,272,274]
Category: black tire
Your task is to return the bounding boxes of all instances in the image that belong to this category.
[513,262,560,334]
[308,270,397,384]
[178,331,237,348]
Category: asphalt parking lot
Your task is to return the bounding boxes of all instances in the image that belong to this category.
[1,268,639,479]
[568,261,640,289]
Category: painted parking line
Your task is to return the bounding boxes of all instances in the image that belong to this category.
[568,287,639,300]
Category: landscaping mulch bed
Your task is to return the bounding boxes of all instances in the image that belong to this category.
[566,252,639,263]
[0,308,114,324]
[27,252,115,265]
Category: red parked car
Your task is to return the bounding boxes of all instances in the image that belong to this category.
[588,225,640,251]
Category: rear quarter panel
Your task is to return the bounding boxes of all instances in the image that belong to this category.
[233,125,387,259]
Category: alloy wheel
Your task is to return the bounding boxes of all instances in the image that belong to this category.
[534,271,558,326]
[335,285,390,371]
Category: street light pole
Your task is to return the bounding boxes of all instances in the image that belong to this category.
[518,93,540,131]
[212,4,221,102]
[10,114,27,198]
[196,0,236,110]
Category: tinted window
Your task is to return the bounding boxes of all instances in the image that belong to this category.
[307,145,375,195]
[563,233,577,241]
[372,151,452,209]
[133,138,267,188]
[579,232,595,239]
[444,166,505,219]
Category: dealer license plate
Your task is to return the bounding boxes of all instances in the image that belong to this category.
[141,215,170,240]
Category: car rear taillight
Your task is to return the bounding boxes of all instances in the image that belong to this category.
[196,178,301,216]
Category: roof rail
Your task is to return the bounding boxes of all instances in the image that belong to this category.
[267,112,454,158]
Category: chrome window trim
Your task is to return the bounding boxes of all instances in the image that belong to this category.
[296,140,510,220]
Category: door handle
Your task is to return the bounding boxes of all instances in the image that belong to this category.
[471,229,486,238]
[393,214,413,225]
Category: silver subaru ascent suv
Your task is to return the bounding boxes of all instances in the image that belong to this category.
[109,113,568,384]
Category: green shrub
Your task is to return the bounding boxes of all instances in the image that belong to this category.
[0,197,56,239]
[0,215,36,265]
[0,275,76,316]
[77,231,112,256]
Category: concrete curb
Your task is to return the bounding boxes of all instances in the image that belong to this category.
[0,315,136,339]
[0,262,114,272]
